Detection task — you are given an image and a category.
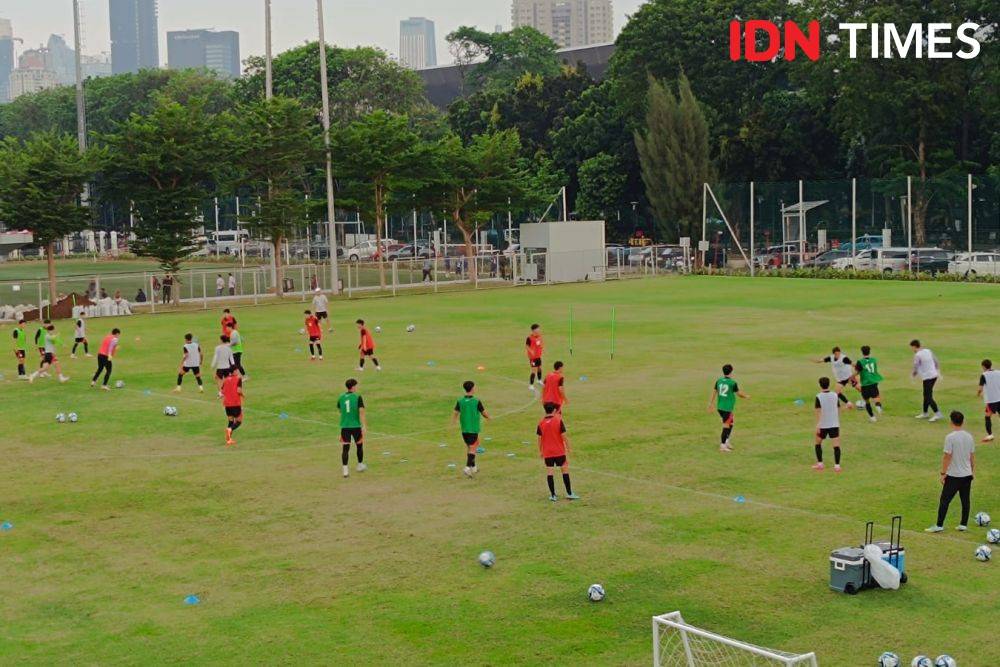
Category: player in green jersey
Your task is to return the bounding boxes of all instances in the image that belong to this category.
[29,324,69,383]
[707,364,749,452]
[853,345,884,422]
[452,381,492,478]
[12,318,29,379]
[337,378,368,478]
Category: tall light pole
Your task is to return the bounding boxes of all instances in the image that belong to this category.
[72,0,86,154]
[264,0,273,100]
[317,0,340,293]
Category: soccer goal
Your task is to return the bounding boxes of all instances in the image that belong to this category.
[653,612,818,666]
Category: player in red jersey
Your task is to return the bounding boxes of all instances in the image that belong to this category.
[221,309,236,335]
[355,319,381,371]
[537,402,579,501]
[526,323,544,390]
[221,370,244,446]
[542,361,568,411]
[304,310,324,360]
[90,328,121,390]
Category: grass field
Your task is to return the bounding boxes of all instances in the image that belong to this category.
[1,276,997,665]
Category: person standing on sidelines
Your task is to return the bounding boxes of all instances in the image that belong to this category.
[911,339,943,422]
[71,315,90,358]
[337,379,368,478]
[229,325,248,380]
[853,346,884,422]
[89,327,120,390]
[12,318,28,380]
[312,289,332,333]
[30,324,70,384]
[221,370,244,446]
[216,274,225,297]
[211,334,235,394]
[976,359,1000,443]
[542,361,568,412]
[812,377,844,472]
[926,411,975,533]
[228,273,236,296]
[452,380,491,478]
[175,333,204,393]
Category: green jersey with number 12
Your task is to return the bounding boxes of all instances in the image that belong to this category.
[715,377,739,412]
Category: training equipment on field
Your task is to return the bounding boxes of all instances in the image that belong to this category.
[973,511,990,527]
[734,495,746,504]
[374,326,381,333]
[793,398,805,406]
[115,380,125,389]
[934,656,956,667]
[653,611,817,666]
[67,413,78,423]
[1,521,13,532]
[974,544,992,562]
[163,406,178,417]
[878,652,901,667]
[911,657,932,667]
[406,324,416,332]
[986,528,1000,544]
[184,595,200,605]
[830,516,906,594]
[476,446,485,454]
[55,413,66,423]
[278,412,289,420]
[587,583,605,602]
[477,551,495,568]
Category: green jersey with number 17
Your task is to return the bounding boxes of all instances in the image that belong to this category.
[857,357,882,386]
[715,377,739,412]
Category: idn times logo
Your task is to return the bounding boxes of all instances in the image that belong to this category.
[729,20,984,61]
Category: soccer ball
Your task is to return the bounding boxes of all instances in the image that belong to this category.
[374,326,382,334]
[974,544,992,562]
[163,406,178,417]
[115,380,125,389]
[55,413,66,423]
[987,528,1000,544]
[298,328,305,335]
[912,657,933,667]
[67,413,78,423]
[974,511,991,527]
[477,550,495,568]
[878,652,900,667]
[855,399,866,409]
[406,324,416,333]
[934,656,957,667]
[587,583,606,602]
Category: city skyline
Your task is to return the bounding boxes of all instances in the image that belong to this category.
[0,0,643,71]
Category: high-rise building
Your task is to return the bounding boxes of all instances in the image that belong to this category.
[45,34,77,86]
[167,29,241,79]
[0,19,14,103]
[399,17,436,70]
[10,49,58,100]
[110,0,159,74]
[511,0,613,49]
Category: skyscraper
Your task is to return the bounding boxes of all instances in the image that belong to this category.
[399,17,436,70]
[0,19,14,103]
[10,48,58,100]
[167,30,241,79]
[110,0,159,74]
[511,0,614,49]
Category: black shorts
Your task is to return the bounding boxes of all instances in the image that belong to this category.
[341,427,363,444]
[817,427,840,439]
[530,358,542,368]
[183,366,201,375]
[837,377,857,388]
[718,410,734,425]
[544,455,567,467]
[986,402,1000,416]
[15,350,25,360]
[361,348,375,357]
[216,368,232,379]
[75,337,86,343]
[225,406,242,418]
[861,384,879,400]
[309,335,321,343]
[43,352,55,364]
[316,311,328,321]
[462,432,479,446]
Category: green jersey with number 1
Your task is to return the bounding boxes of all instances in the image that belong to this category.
[857,357,882,386]
[715,377,739,412]
[338,392,363,428]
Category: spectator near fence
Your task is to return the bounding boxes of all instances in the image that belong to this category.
[216,274,225,296]
[228,273,236,296]
[162,274,173,304]
[152,276,161,302]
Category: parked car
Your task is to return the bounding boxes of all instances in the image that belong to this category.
[811,249,851,269]
[948,252,1000,277]
[390,245,433,260]
[346,239,388,262]
[659,247,688,270]
[848,247,910,273]
[755,242,811,268]
[910,248,953,275]
[606,245,627,264]
[838,234,885,253]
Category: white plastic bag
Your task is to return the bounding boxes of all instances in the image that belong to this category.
[863,544,901,590]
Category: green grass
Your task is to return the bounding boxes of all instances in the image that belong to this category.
[1,276,997,665]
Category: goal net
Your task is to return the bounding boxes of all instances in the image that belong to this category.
[653,612,818,666]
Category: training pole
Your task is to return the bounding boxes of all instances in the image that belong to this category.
[569,305,574,356]
[610,307,616,361]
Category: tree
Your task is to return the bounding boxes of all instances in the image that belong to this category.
[0,132,106,304]
[330,111,425,288]
[634,73,713,242]
[102,95,223,275]
[445,26,560,94]
[576,153,628,222]
[227,97,323,296]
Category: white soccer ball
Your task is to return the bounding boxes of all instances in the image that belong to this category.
[934,656,957,667]
[912,657,932,667]
[477,550,495,568]
[163,406,178,417]
[987,528,1000,544]
[974,544,992,562]
[55,413,66,423]
[855,399,866,409]
[298,328,305,335]
[374,326,382,334]
[587,583,606,602]
[68,413,78,423]
[878,652,900,667]
[406,324,416,333]
[974,511,991,527]
[115,380,125,389]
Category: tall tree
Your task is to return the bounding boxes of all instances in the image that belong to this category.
[227,97,323,296]
[576,153,628,223]
[102,95,223,275]
[446,26,560,94]
[634,73,713,242]
[0,132,106,304]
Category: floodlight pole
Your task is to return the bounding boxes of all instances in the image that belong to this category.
[906,176,912,271]
[72,0,86,154]
[798,180,805,267]
[317,0,341,294]
[851,178,857,264]
[264,0,273,100]
[967,174,973,253]
[749,181,755,277]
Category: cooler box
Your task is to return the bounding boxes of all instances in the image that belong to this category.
[873,541,906,577]
[829,547,867,593]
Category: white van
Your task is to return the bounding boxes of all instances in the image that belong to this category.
[845,247,910,273]
[211,230,249,255]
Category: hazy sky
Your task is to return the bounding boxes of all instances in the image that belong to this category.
[1,0,646,66]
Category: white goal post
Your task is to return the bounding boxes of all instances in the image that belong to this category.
[653,612,818,666]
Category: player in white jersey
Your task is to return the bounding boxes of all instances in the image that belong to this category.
[175,333,204,393]
[312,289,332,332]
[815,346,857,407]
[977,359,1000,442]
[812,377,843,472]
[910,339,942,421]
[70,315,91,358]
[211,334,235,394]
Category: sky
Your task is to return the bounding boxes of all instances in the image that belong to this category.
[0,0,646,66]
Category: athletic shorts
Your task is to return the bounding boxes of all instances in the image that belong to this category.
[37,347,45,355]
[361,348,375,357]
[225,406,242,418]
[837,376,858,388]
[43,352,55,364]
[462,432,479,446]
[986,402,1000,416]
[544,455,567,467]
[530,358,542,368]
[183,366,201,375]
[216,368,232,379]
[316,311,328,321]
[309,335,321,343]
[718,410,734,425]
[861,384,879,400]
[341,427,363,444]
[15,350,25,360]
[75,337,86,343]
[817,427,840,439]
